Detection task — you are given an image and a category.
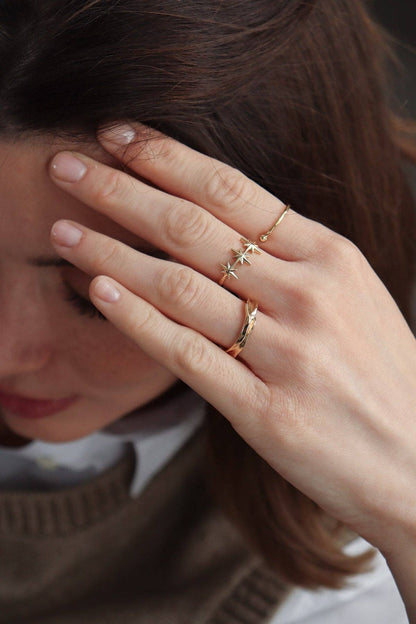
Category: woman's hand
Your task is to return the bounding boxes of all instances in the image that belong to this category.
[48,122,416,556]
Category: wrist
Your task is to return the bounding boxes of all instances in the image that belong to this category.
[382,538,416,624]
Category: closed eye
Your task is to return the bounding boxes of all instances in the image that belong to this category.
[62,282,107,320]
[61,245,172,321]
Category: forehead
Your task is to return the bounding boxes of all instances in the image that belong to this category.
[0,136,148,259]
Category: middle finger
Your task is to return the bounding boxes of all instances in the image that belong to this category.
[49,151,296,312]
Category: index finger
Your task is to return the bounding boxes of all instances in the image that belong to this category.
[97,122,325,261]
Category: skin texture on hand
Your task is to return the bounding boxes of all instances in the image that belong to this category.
[383,540,416,624]
[47,122,416,557]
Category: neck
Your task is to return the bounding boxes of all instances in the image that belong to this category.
[0,417,31,448]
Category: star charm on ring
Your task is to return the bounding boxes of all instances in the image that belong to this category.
[232,248,252,265]
[220,261,239,280]
[219,238,262,285]
[240,238,261,255]
[218,205,290,287]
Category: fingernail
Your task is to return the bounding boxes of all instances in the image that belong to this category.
[51,221,83,247]
[50,153,87,183]
[94,278,121,303]
[99,123,136,146]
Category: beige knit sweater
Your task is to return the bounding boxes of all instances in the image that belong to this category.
[0,426,291,623]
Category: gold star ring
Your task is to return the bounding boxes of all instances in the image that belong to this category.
[217,205,290,287]
[218,239,261,286]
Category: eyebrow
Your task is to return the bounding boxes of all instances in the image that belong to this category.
[28,244,165,267]
[30,256,72,267]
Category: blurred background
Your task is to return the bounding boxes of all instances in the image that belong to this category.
[372,0,415,114]
[372,0,416,317]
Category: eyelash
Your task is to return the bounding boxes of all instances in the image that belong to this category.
[63,283,107,321]
[61,249,172,322]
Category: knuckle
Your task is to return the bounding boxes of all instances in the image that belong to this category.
[229,381,272,438]
[297,286,322,311]
[312,232,358,265]
[164,200,212,248]
[157,266,201,308]
[173,332,210,376]
[331,235,360,262]
[250,381,272,421]
[129,305,158,335]
[144,133,176,164]
[275,385,310,435]
[94,169,125,205]
[284,277,328,324]
[285,276,316,308]
[205,164,253,210]
[95,241,123,272]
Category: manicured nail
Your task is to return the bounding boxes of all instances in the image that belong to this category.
[50,153,87,183]
[99,123,136,146]
[51,221,83,247]
[94,278,121,303]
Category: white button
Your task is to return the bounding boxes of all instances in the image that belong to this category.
[36,456,58,470]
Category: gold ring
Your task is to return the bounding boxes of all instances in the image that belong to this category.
[259,204,290,242]
[225,299,258,358]
[218,238,262,286]
[218,204,290,287]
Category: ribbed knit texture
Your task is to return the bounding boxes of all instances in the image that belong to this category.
[0,444,135,536]
[209,567,291,624]
[0,425,291,624]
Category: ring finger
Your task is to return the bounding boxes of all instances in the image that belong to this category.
[50,222,286,377]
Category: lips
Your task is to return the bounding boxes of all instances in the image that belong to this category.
[0,389,79,420]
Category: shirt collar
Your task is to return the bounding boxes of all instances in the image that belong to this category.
[101,383,207,496]
[0,383,207,498]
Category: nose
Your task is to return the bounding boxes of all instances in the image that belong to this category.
[0,273,53,375]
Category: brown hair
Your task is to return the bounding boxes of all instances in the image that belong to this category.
[1,0,415,589]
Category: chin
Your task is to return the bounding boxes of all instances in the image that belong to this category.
[0,402,103,444]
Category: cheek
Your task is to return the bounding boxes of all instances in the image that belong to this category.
[66,323,166,389]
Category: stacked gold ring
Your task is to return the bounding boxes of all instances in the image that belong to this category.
[218,203,290,287]
[218,237,261,286]
[222,203,290,358]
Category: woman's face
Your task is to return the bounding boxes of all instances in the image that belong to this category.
[0,136,178,443]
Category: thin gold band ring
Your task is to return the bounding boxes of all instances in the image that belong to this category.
[218,204,290,287]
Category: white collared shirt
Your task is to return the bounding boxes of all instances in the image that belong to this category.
[0,384,206,497]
